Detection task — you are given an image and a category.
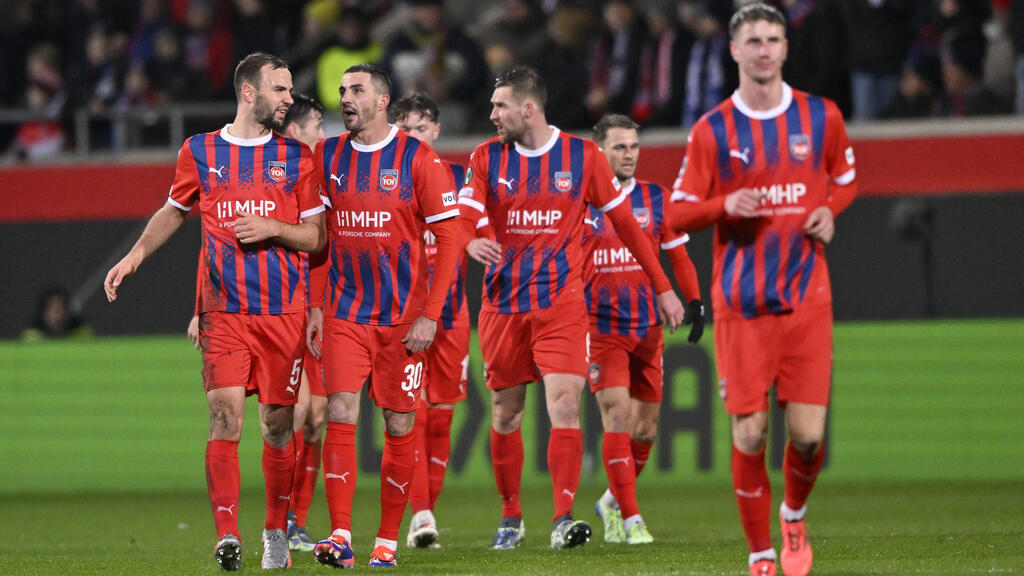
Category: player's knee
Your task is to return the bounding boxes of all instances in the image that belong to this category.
[601,403,630,433]
[547,394,581,428]
[208,406,243,440]
[383,410,415,437]
[787,435,823,458]
[631,424,657,446]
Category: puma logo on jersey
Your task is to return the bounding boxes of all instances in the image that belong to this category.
[325,472,351,483]
[735,486,765,499]
[498,177,516,190]
[330,173,345,187]
[216,504,236,515]
[209,166,226,178]
[729,147,751,165]
[607,457,631,467]
[386,476,409,494]
[429,457,449,469]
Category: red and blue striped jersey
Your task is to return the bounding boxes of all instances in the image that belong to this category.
[458,128,628,314]
[169,125,325,315]
[424,160,469,329]
[672,84,856,320]
[315,126,460,326]
[583,178,689,337]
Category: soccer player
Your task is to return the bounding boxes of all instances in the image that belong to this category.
[390,91,471,550]
[456,65,686,551]
[667,4,857,575]
[306,64,464,569]
[103,52,327,571]
[584,114,705,546]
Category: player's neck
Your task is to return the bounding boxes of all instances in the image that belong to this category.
[516,123,554,151]
[737,79,784,111]
[227,111,272,140]
[351,119,392,147]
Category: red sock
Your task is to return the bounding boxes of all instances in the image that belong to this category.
[263,440,295,530]
[783,442,825,512]
[549,428,583,522]
[292,437,322,527]
[426,405,454,510]
[323,421,358,532]
[631,438,653,478]
[206,440,240,538]
[732,445,772,552]
[379,429,416,541]
[603,432,639,518]
[491,428,523,518]
[408,405,431,513]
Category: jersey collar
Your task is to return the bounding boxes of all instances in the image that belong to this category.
[514,126,560,157]
[219,124,274,146]
[350,125,399,153]
[730,83,793,120]
[621,177,637,195]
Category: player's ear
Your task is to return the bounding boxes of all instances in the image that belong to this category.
[379,93,390,112]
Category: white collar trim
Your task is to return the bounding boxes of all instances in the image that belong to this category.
[351,125,399,152]
[730,83,793,120]
[621,178,636,194]
[514,126,560,157]
[219,124,273,146]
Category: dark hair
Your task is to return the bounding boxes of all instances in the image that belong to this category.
[234,52,289,99]
[283,93,324,129]
[593,114,639,144]
[29,286,83,337]
[728,2,786,39]
[494,65,547,109]
[343,63,392,97]
[390,91,440,124]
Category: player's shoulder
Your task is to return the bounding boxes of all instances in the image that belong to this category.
[471,135,504,156]
[790,87,844,118]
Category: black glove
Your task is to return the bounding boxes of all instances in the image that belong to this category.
[685,299,705,344]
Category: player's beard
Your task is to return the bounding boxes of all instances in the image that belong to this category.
[341,103,370,133]
[254,93,286,133]
[496,122,523,145]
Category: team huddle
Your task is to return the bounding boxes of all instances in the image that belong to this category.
[103,4,855,576]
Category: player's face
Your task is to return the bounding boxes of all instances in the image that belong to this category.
[252,65,294,132]
[489,86,527,144]
[286,110,325,150]
[600,127,640,181]
[339,71,386,133]
[730,20,787,86]
[395,110,440,147]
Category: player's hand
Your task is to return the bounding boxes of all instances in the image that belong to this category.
[234,209,280,244]
[656,290,685,333]
[187,315,200,350]
[804,206,835,244]
[684,299,705,344]
[103,256,140,302]
[402,316,437,354]
[724,188,761,218]
[467,238,502,266]
[306,307,324,359]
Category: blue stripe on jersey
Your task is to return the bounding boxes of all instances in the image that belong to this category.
[637,284,650,337]
[785,102,803,164]
[377,250,393,326]
[517,246,534,312]
[215,135,231,190]
[206,234,221,301]
[721,241,737,309]
[549,137,563,173]
[809,96,826,170]
[267,246,282,314]
[799,245,816,301]
[596,288,612,334]
[527,155,541,197]
[763,233,782,313]
[740,246,757,319]
[784,233,803,306]
[238,142,255,186]
[584,282,592,313]
[554,243,570,295]
[732,112,754,172]
[396,137,417,204]
[505,149,521,199]
[649,183,664,234]
[328,251,340,307]
[355,250,375,323]
[487,141,502,201]
[355,147,372,199]
[190,136,211,194]
[244,249,262,314]
[495,249,515,313]
[397,240,411,318]
[569,137,583,200]
[322,137,340,194]
[708,111,733,181]
[630,183,645,211]
[284,138,301,194]
[336,252,358,319]
[535,248,552,308]
[287,254,300,305]
[449,163,466,190]
[221,242,240,313]
[616,285,631,336]
[761,117,780,167]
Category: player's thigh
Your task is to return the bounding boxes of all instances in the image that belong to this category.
[322,319,373,396]
[586,330,632,395]
[367,325,428,413]
[531,298,588,380]
[250,313,306,406]
[424,325,470,404]
[714,314,779,415]
[776,304,833,408]
[200,311,253,394]
[628,329,664,404]
[479,309,537,390]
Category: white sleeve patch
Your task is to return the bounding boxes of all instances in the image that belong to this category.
[660,234,690,250]
[424,208,460,224]
[596,188,629,213]
[458,196,486,213]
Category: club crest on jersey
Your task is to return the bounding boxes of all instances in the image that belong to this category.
[588,362,602,385]
[789,134,810,161]
[380,169,399,191]
[554,171,573,193]
[633,207,650,228]
[267,161,287,181]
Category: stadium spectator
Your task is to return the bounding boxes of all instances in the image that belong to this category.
[181,0,234,98]
[584,113,704,545]
[780,0,851,117]
[937,25,1012,115]
[389,91,473,552]
[127,0,172,66]
[630,3,694,126]
[681,0,738,128]
[881,40,945,118]
[456,65,684,552]
[68,23,124,114]
[307,64,464,569]
[470,0,547,76]
[667,4,857,575]
[104,52,327,571]
[6,45,67,162]
[150,27,211,101]
[315,6,383,112]
[21,286,93,341]
[531,4,594,129]
[283,0,340,98]
[380,0,489,134]
[585,0,648,121]
[843,0,918,121]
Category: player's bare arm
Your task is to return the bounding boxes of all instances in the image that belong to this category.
[104,202,188,302]
[804,206,835,244]
[724,187,762,218]
[401,316,438,354]
[233,210,326,252]
[306,307,324,359]
[466,237,502,265]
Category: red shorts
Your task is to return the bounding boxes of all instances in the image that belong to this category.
[199,311,304,405]
[714,304,833,415]
[479,297,588,390]
[424,325,469,404]
[586,328,664,403]
[321,318,426,412]
[304,348,326,397]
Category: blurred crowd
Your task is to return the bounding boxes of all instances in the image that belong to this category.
[3,0,1024,161]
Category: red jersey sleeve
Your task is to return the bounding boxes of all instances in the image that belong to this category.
[296,146,327,221]
[667,122,728,233]
[168,138,201,211]
[823,101,858,217]
[455,147,488,228]
[414,145,460,224]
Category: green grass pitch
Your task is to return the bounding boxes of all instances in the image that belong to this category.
[1,318,1022,574]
